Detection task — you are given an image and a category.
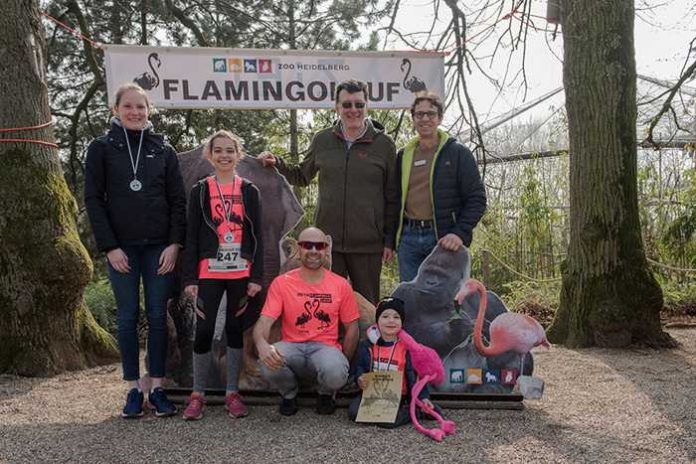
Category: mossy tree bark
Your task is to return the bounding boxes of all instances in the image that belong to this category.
[0,0,118,375]
[547,0,675,348]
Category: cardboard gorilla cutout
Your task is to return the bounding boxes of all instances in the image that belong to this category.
[392,246,537,393]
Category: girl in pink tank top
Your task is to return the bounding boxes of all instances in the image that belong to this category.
[182,130,264,421]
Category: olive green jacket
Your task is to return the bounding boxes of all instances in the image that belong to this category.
[275,119,399,253]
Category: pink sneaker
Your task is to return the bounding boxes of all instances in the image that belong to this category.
[183,393,205,421]
[225,392,248,418]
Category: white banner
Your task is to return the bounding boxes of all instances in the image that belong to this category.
[104,45,445,110]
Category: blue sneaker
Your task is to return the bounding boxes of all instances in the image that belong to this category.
[121,388,144,418]
[148,387,178,417]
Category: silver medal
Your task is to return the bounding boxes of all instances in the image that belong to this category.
[123,126,145,193]
[224,231,234,243]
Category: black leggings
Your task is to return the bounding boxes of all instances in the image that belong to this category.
[194,278,248,353]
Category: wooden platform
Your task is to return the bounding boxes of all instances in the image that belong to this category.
[165,388,525,410]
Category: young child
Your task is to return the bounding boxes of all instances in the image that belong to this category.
[182,130,264,420]
[348,297,436,428]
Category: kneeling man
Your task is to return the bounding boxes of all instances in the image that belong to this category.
[253,227,359,415]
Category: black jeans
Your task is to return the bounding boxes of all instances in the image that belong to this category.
[194,278,248,353]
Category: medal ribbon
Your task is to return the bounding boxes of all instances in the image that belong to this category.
[213,176,237,239]
[122,126,145,183]
[376,341,398,372]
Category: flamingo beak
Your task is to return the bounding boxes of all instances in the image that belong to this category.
[454,280,473,305]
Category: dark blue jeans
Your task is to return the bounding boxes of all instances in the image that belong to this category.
[107,244,173,381]
[397,223,438,282]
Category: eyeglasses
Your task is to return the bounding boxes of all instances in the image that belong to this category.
[298,241,328,251]
[340,101,366,109]
[413,111,439,120]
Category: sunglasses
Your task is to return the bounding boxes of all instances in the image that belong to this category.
[298,241,328,251]
[340,101,366,109]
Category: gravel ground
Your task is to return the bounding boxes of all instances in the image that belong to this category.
[1,328,695,464]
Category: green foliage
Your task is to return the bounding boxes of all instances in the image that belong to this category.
[474,144,695,321]
[380,259,400,299]
[83,279,117,336]
[660,165,696,266]
[657,275,696,316]
[501,280,562,328]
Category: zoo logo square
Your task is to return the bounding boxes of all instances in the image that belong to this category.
[244,59,257,73]
[501,368,519,385]
[258,59,272,73]
[484,369,500,384]
[466,368,482,385]
[213,58,227,73]
[229,58,243,73]
[449,369,465,384]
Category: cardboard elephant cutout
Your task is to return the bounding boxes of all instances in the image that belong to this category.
[166,147,375,390]
[166,147,304,389]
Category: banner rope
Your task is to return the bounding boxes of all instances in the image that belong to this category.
[40,11,103,49]
[0,139,59,148]
[0,120,54,132]
[0,120,58,148]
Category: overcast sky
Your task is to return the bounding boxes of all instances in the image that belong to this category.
[385,0,696,123]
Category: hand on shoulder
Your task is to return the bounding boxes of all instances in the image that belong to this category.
[258,151,276,167]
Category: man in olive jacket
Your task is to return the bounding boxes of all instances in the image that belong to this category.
[260,79,399,304]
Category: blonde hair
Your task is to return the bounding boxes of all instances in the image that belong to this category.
[113,83,152,109]
[205,130,244,157]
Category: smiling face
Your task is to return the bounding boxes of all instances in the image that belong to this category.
[378,309,403,339]
[412,100,443,138]
[335,89,367,133]
[206,136,242,175]
[297,227,329,270]
[113,89,150,130]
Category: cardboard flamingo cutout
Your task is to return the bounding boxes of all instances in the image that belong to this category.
[458,278,550,372]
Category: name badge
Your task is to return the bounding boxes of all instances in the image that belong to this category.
[208,243,248,272]
[414,159,427,167]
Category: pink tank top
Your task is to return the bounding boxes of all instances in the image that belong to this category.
[197,175,251,280]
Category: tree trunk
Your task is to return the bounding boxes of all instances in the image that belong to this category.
[547,0,675,348]
[0,0,118,375]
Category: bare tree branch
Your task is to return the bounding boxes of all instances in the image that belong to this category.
[644,38,696,147]
[164,0,210,46]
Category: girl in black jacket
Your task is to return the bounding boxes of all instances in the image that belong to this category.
[84,83,186,418]
[182,130,263,420]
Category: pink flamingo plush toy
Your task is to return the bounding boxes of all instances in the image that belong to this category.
[368,324,455,441]
[398,329,456,441]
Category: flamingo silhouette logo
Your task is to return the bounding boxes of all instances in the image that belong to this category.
[312,299,331,330]
[133,52,161,90]
[400,58,427,93]
[295,300,314,327]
